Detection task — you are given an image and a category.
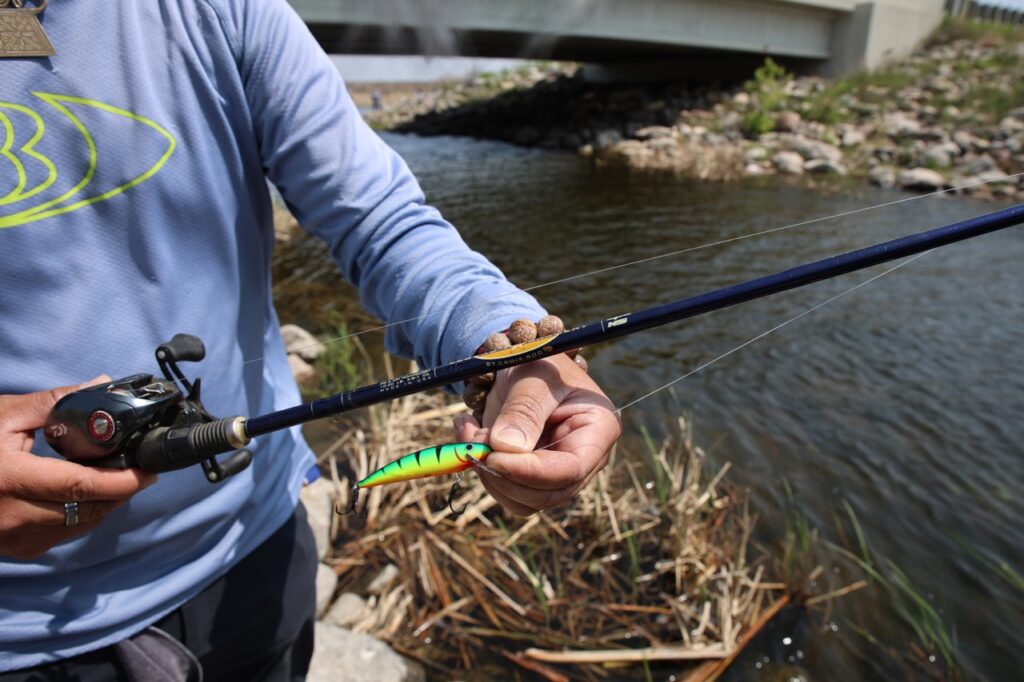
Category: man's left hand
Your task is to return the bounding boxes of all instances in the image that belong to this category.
[453,354,621,516]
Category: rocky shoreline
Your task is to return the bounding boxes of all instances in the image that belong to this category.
[364,24,1024,201]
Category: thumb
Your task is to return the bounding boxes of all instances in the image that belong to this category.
[489,375,560,453]
[5,375,111,433]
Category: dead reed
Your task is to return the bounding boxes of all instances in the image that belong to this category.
[315,359,786,681]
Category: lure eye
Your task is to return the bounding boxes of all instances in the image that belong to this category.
[465,444,473,451]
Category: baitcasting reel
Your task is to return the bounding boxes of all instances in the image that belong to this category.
[44,334,252,482]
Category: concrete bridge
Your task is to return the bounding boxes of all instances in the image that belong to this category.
[290,0,947,77]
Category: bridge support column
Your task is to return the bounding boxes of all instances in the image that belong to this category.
[823,0,945,76]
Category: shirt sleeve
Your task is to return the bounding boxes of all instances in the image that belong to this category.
[221,0,546,369]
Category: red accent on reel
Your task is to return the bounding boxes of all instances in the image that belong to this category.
[88,410,116,442]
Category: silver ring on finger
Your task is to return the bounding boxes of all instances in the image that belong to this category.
[64,501,80,527]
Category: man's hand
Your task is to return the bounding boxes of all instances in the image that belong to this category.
[0,378,156,560]
[453,354,621,516]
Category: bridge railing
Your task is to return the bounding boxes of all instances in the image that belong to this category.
[945,0,1024,25]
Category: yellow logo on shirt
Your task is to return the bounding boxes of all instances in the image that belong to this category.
[0,92,176,229]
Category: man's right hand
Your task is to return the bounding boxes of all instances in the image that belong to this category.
[0,378,157,560]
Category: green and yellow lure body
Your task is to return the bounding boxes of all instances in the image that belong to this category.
[356,442,492,489]
[342,442,493,515]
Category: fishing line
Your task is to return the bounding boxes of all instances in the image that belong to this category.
[538,251,931,453]
[262,172,1022,368]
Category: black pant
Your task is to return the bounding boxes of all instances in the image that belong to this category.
[3,502,318,682]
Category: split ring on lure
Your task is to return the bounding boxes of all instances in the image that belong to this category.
[340,442,496,516]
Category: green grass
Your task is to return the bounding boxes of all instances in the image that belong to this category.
[828,504,959,673]
[307,314,368,398]
[927,16,1024,48]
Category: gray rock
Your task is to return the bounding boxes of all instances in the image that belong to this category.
[744,146,769,163]
[647,137,679,152]
[840,129,866,147]
[594,129,622,149]
[974,169,1011,185]
[803,159,847,175]
[898,168,945,192]
[307,623,425,682]
[961,154,998,176]
[744,162,767,176]
[775,110,802,133]
[324,593,370,629]
[288,354,317,389]
[923,146,952,168]
[999,116,1024,136]
[772,151,804,175]
[953,131,989,154]
[634,125,675,141]
[720,111,742,132]
[785,135,843,163]
[316,563,338,618]
[367,564,400,595]
[301,478,336,561]
[884,113,921,139]
[281,324,325,362]
[868,166,896,188]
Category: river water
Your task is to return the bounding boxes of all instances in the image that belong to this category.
[275,133,1023,680]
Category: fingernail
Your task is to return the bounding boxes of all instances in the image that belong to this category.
[499,426,528,450]
[452,414,465,432]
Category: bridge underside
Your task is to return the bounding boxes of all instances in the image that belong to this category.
[307,24,820,74]
[294,0,946,77]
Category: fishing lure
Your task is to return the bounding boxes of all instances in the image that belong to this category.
[342,442,495,515]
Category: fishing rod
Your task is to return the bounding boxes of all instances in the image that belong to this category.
[44,203,1024,483]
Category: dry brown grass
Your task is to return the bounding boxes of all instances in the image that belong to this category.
[313,359,786,681]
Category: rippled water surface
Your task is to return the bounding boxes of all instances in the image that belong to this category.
[276,134,1023,680]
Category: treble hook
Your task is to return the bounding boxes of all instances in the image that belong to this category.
[444,473,466,516]
[337,484,360,516]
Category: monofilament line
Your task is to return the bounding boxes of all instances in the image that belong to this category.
[257,173,1020,367]
[542,251,931,452]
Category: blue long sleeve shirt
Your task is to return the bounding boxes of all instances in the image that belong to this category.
[0,0,543,669]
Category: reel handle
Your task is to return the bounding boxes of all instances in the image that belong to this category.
[156,334,206,364]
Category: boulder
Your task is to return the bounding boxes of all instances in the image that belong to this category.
[840,129,866,147]
[898,168,945,192]
[771,151,804,175]
[999,116,1024,136]
[281,324,326,362]
[744,146,769,163]
[923,146,952,168]
[785,135,843,164]
[324,593,370,629]
[316,563,338,618]
[634,125,675,141]
[775,110,802,133]
[367,564,400,595]
[594,129,623,149]
[300,478,336,562]
[307,623,426,682]
[288,354,317,389]
[883,113,921,139]
[803,159,847,175]
[868,166,896,188]
[953,130,989,154]
[960,153,998,176]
